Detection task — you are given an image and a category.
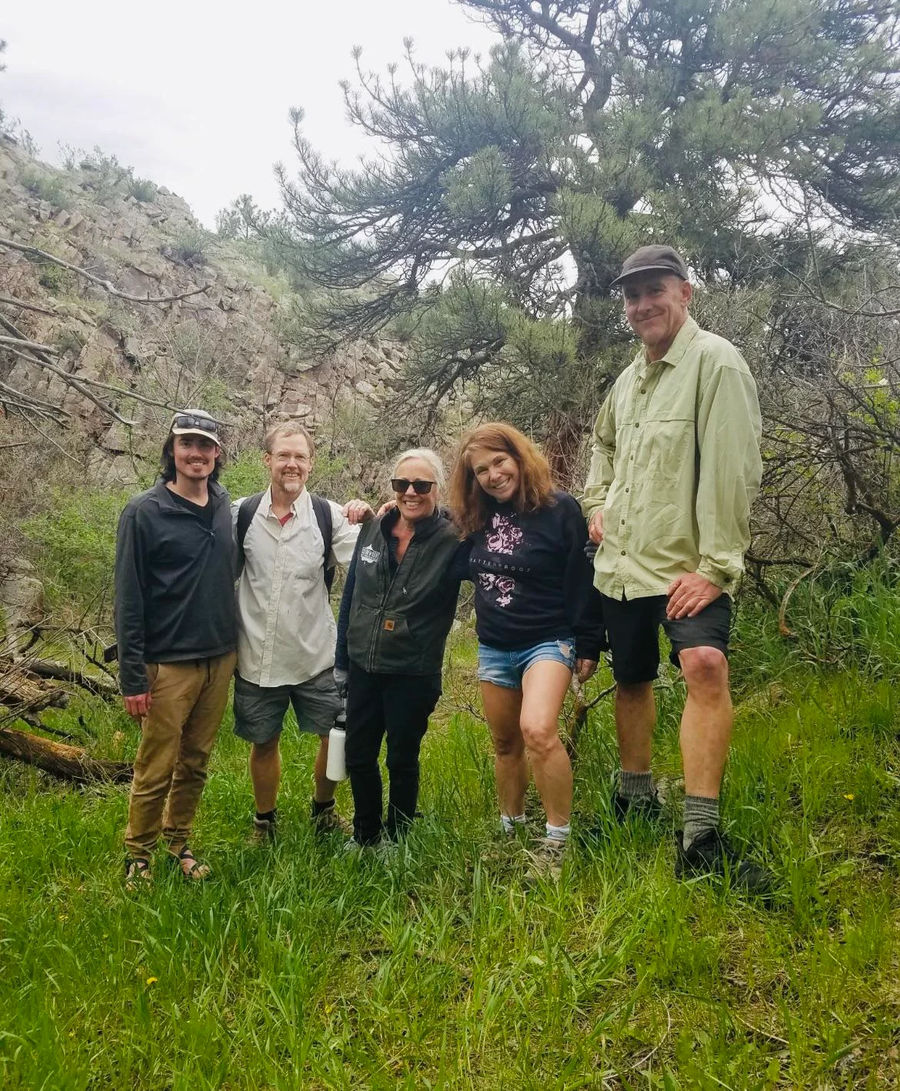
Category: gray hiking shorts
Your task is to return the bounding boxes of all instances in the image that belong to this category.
[233,669,342,745]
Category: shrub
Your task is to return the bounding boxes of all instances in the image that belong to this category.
[127,177,157,203]
[21,487,131,627]
[20,167,66,209]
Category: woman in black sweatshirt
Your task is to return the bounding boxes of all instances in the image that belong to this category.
[449,422,603,869]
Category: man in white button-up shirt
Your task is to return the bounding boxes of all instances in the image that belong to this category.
[233,422,371,841]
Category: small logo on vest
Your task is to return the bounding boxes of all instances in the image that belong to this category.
[360,545,380,564]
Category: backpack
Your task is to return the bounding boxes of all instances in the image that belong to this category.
[236,491,335,594]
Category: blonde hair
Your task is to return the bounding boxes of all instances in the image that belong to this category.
[392,447,445,491]
[264,421,315,457]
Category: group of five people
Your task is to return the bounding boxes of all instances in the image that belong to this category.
[114,244,771,895]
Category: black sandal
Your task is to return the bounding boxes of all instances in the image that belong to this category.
[124,856,152,890]
[171,845,211,881]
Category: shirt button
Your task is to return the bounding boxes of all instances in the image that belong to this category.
[621,519,625,525]
[625,487,629,493]
[634,422,640,428]
[640,388,646,394]
[620,550,626,556]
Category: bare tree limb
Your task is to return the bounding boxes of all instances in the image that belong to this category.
[0,237,211,304]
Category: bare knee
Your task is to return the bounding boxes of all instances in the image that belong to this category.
[679,646,728,694]
[519,718,560,760]
[251,738,280,762]
[492,729,524,760]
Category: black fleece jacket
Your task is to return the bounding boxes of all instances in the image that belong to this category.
[114,480,237,696]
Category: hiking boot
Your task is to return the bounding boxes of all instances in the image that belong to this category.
[313,805,351,836]
[675,829,775,898]
[525,836,567,880]
[251,815,277,845]
[613,789,664,824]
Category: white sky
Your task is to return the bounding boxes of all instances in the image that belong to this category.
[1,0,498,226]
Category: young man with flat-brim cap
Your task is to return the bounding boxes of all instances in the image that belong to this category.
[582,244,773,895]
[115,409,237,888]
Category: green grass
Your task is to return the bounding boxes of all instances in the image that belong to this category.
[1,600,899,1088]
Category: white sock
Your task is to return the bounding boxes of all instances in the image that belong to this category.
[500,813,526,835]
[545,822,570,843]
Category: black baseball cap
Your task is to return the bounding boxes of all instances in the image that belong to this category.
[610,245,690,287]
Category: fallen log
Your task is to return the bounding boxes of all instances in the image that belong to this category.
[0,725,132,784]
[17,657,118,700]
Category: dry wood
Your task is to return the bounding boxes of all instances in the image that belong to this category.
[0,725,132,783]
[0,237,210,304]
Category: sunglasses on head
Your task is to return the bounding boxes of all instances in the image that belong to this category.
[391,478,435,495]
[172,412,219,434]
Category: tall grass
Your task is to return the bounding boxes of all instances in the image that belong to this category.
[1,569,898,1087]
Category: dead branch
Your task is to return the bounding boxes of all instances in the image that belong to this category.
[0,237,210,304]
[778,564,818,638]
[0,725,132,784]
[0,295,58,316]
[15,657,119,700]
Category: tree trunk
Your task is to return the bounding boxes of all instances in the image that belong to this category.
[0,726,133,784]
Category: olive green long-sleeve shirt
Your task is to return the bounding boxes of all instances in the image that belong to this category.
[582,316,761,600]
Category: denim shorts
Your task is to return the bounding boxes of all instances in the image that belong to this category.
[477,638,577,690]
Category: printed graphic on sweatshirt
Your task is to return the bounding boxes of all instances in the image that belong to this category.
[478,513,523,608]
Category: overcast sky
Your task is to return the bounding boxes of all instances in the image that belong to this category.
[2,1,498,226]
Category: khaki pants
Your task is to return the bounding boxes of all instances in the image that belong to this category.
[124,651,236,858]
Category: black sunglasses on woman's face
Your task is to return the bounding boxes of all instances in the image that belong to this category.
[391,478,435,495]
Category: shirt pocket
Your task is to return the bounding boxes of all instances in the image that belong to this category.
[642,416,695,497]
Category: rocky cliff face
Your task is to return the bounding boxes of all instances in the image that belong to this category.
[0,136,404,486]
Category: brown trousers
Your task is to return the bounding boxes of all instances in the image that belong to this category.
[124,651,236,858]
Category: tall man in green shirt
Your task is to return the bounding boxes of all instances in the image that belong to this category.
[582,244,771,893]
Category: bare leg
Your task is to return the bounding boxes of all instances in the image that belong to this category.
[313,735,337,803]
[678,646,732,798]
[481,682,527,817]
[615,681,655,773]
[249,737,280,814]
[519,661,574,827]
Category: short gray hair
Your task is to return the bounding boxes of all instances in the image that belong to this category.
[392,447,445,490]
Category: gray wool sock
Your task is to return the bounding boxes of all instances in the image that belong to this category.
[618,769,654,799]
[682,795,720,850]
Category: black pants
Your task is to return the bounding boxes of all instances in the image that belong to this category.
[344,663,442,844]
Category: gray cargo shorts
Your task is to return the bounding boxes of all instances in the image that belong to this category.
[233,669,342,745]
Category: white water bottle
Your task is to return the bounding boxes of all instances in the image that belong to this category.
[326,703,348,781]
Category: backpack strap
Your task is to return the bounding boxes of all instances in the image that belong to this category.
[310,493,335,594]
[236,491,265,574]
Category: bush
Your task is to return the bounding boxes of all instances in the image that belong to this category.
[21,487,131,627]
[165,227,209,268]
[127,176,157,203]
[20,167,66,209]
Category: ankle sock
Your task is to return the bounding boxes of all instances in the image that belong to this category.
[255,809,277,824]
[545,821,570,844]
[500,813,526,835]
[311,798,335,816]
[682,795,719,850]
[619,769,654,799]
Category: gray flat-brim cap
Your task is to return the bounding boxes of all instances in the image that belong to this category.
[610,244,690,287]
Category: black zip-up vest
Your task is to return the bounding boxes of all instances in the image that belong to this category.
[347,510,461,675]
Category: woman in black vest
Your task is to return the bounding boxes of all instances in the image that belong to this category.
[335,448,463,848]
[449,423,603,870]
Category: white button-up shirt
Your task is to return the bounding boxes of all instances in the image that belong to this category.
[233,487,360,687]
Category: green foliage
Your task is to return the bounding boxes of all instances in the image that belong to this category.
[218,449,269,499]
[19,167,67,209]
[1,584,899,1085]
[164,226,210,268]
[276,0,900,482]
[36,261,74,294]
[20,488,130,624]
[127,176,157,203]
